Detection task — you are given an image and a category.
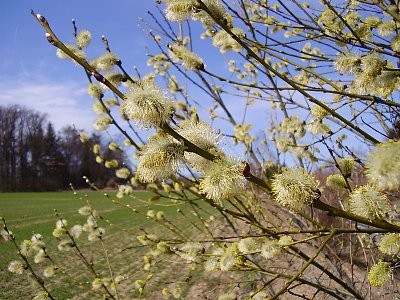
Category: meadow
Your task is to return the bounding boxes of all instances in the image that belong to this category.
[0,191,219,299]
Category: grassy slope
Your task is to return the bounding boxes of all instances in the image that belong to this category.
[0,191,211,299]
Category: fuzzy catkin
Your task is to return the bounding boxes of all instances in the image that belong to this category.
[76,30,92,48]
[271,168,320,211]
[177,120,220,170]
[199,156,246,201]
[379,233,400,255]
[121,82,173,129]
[348,184,390,220]
[136,133,184,183]
[365,140,400,191]
[165,0,196,22]
[368,261,392,287]
[169,44,204,70]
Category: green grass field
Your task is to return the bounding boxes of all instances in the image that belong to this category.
[0,191,217,299]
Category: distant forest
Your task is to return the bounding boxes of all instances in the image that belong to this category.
[0,105,124,192]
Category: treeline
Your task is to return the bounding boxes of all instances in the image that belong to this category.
[0,105,123,192]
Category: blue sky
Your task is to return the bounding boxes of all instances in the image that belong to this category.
[0,1,252,160]
[0,1,158,131]
[0,1,373,162]
[0,1,262,158]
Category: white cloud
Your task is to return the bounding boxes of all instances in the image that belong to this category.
[0,78,97,132]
